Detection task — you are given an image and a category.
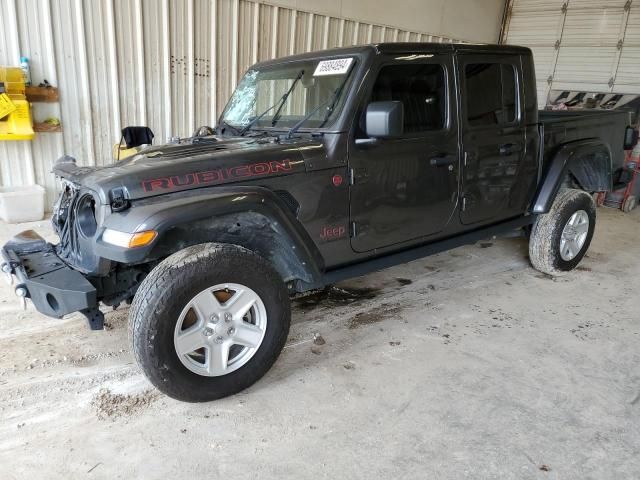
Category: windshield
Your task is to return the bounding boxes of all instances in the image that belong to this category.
[220,57,356,132]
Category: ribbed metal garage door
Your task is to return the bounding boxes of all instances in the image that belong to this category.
[503,0,638,106]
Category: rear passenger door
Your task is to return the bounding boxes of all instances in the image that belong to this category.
[458,55,527,225]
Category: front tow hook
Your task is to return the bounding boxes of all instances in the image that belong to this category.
[14,284,28,310]
[1,262,13,285]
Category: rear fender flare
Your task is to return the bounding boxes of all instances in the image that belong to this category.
[532,139,612,214]
[96,186,324,289]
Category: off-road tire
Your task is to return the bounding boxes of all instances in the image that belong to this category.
[129,243,290,402]
[529,189,596,275]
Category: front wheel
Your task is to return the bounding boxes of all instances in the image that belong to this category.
[529,189,596,275]
[129,243,290,402]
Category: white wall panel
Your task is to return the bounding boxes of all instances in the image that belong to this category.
[52,0,95,172]
[141,0,172,142]
[83,0,122,167]
[0,0,474,207]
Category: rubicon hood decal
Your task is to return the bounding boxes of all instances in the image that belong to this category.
[142,159,295,193]
[52,136,320,204]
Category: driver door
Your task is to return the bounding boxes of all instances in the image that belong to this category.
[349,55,459,253]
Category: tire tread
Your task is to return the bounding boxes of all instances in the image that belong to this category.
[529,189,595,275]
[129,243,290,402]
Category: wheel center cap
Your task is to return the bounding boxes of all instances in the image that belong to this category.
[213,323,225,336]
[202,323,222,337]
[204,321,235,339]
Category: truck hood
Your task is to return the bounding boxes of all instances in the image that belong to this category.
[53,136,316,204]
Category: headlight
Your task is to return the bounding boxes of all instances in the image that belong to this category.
[102,229,157,248]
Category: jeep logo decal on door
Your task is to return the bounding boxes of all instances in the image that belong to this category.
[320,224,346,242]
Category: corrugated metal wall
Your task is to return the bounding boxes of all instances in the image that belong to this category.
[0,0,461,207]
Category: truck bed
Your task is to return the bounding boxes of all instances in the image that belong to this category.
[539,109,629,172]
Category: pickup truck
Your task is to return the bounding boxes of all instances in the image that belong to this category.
[2,43,633,402]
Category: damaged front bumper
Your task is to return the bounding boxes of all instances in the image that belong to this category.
[1,230,104,329]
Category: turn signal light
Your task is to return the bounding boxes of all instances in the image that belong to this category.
[102,229,157,248]
[128,230,157,248]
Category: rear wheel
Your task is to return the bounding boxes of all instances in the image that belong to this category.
[529,189,596,275]
[129,243,290,402]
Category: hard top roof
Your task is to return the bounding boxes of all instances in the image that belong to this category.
[254,42,532,68]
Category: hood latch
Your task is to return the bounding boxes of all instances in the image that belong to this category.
[110,187,130,212]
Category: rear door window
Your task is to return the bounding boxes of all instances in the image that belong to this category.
[465,63,517,127]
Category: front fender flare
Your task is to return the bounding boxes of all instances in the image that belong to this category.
[95,186,324,288]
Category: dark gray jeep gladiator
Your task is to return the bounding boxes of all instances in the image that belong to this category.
[2,43,633,402]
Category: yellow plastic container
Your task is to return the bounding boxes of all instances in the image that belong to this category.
[0,67,27,95]
[0,66,34,140]
[0,99,34,140]
[0,93,16,119]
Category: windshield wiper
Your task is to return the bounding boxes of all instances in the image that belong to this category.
[286,67,353,139]
[238,70,304,136]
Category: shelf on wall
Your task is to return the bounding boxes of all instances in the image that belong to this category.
[25,86,59,102]
[33,122,62,133]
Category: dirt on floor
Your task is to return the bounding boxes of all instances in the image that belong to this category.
[0,207,638,479]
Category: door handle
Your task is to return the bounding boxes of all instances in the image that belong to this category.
[429,155,455,167]
[499,143,523,155]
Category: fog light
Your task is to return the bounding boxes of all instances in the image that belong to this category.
[15,286,27,297]
[102,228,157,248]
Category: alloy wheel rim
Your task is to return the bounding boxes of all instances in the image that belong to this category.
[173,283,267,377]
[559,210,589,261]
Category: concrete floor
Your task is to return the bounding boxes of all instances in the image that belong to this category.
[0,207,638,479]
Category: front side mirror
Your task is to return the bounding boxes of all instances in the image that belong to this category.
[365,101,404,138]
